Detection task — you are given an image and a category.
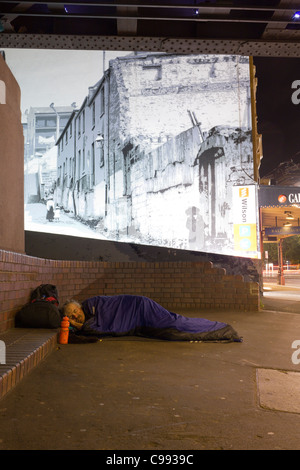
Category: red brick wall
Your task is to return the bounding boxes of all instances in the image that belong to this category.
[0,248,260,333]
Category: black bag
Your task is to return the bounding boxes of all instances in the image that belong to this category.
[15,301,61,328]
[15,284,61,329]
[30,284,59,305]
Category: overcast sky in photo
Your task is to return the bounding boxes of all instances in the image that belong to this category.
[3,48,129,117]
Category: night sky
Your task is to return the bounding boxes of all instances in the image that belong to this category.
[253,56,300,177]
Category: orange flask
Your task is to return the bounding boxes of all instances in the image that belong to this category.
[59,316,70,344]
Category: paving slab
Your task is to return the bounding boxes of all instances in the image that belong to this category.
[256,368,300,414]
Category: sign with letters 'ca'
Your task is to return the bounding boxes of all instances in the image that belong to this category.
[232,185,259,257]
[258,185,300,208]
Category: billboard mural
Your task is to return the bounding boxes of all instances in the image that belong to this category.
[3,49,260,258]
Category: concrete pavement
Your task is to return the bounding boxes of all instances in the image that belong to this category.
[263,282,300,314]
[0,288,300,451]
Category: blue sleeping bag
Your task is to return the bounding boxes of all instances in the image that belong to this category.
[80,295,242,342]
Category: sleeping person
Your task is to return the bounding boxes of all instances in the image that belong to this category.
[61,294,242,342]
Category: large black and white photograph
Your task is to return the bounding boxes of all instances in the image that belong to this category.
[4,49,258,258]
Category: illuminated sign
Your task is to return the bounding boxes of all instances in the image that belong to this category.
[4,48,255,258]
[265,226,300,236]
[233,185,259,256]
[288,193,300,204]
[259,186,300,207]
[278,194,287,203]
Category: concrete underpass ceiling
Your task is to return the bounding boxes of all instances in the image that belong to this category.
[0,1,300,57]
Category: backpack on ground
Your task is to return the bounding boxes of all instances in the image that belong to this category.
[15,284,61,329]
[30,284,59,305]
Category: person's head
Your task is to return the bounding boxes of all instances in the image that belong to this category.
[62,300,85,324]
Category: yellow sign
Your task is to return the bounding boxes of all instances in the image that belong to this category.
[234,223,257,252]
[232,185,259,256]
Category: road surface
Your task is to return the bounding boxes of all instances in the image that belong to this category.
[25,203,108,240]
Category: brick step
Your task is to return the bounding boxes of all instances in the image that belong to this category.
[0,329,58,400]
